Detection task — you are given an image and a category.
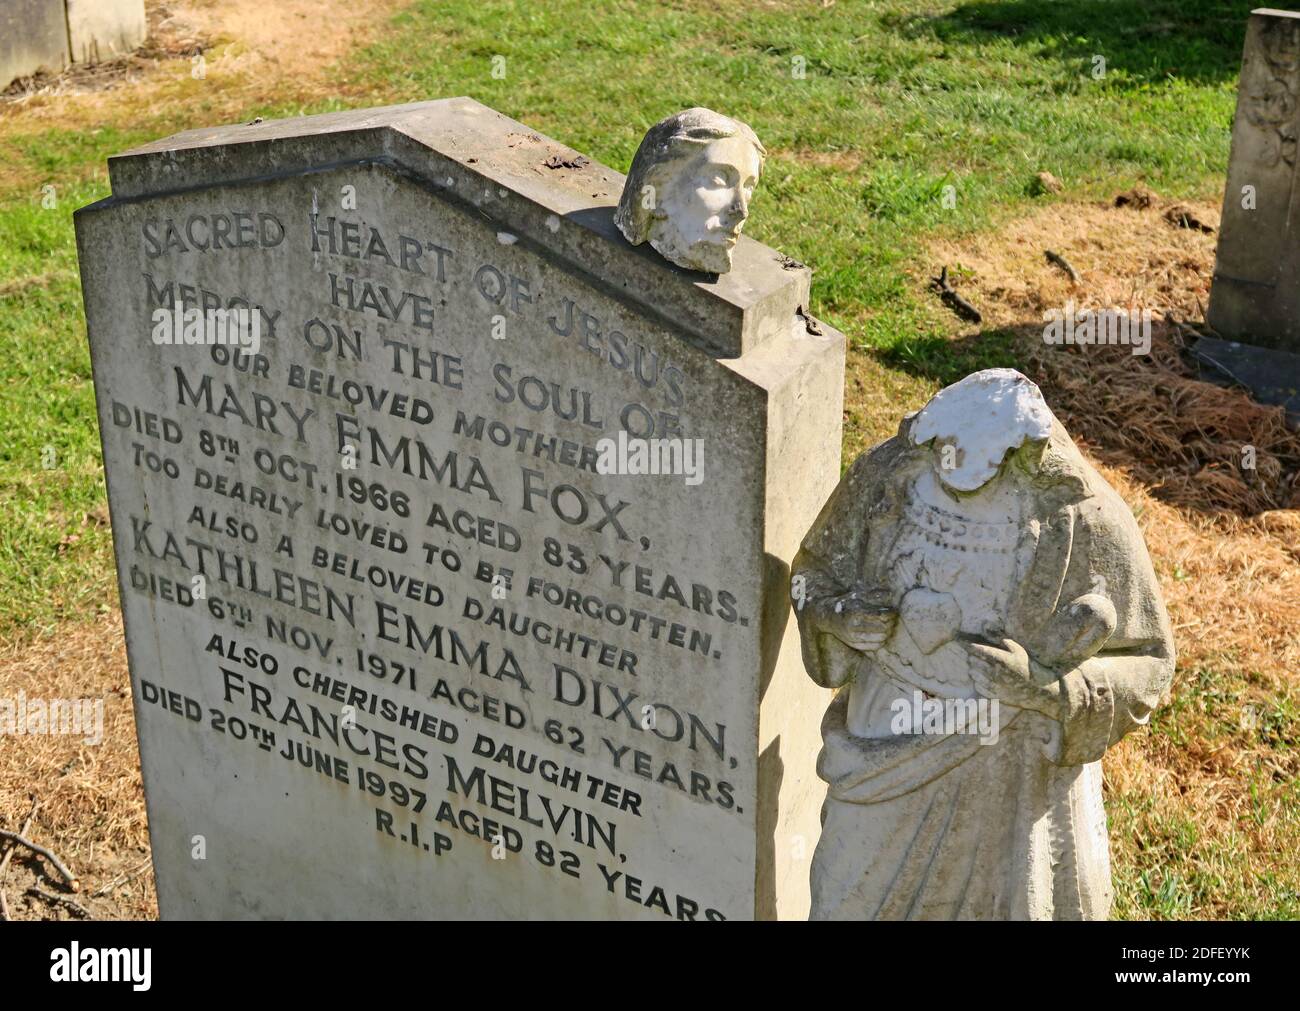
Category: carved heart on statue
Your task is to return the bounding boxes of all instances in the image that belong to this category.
[898,588,962,655]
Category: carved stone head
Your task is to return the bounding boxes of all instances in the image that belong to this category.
[614,108,765,274]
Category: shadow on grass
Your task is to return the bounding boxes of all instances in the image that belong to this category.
[874,325,1024,388]
[888,0,1248,85]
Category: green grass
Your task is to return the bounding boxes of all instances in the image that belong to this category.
[1,0,1288,917]
[0,179,116,638]
[347,0,1238,343]
[1109,657,1300,919]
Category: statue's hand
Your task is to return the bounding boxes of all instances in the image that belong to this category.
[819,589,897,653]
[961,636,1060,718]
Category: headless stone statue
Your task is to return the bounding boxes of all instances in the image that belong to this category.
[791,369,1175,920]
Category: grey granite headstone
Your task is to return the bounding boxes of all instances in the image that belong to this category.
[74,98,844,919]
[0,0,69,89]
[1210,8,1300,352]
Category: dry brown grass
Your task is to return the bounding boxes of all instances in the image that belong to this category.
[1,1,210,108]
[0,608,156,920]
[929,196,1300,515]
[771,148,866,172]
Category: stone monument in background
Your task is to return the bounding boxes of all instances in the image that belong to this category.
[75,98,845,919]
[1210,7,1300,354]
[0,0,147,90]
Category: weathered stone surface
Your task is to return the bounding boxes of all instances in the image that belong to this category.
[1210,8,1300,352]
[108,100,809,359]
[0,0,69,88]
[66,0,147,65]
[791,369,1174,920]
[75,98,844,919]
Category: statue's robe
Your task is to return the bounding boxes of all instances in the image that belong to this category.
[793,416,1174,920]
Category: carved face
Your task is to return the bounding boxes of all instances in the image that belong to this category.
[649,135,762,273]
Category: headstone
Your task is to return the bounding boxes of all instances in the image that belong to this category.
[1210,8,1300,353]
[74,98,845,920]
[66,0,147,66]
[791,369,1175,920]
[0,0,69,89]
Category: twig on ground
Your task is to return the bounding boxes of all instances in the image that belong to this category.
[91,857,154,898]
[1164,204,1215,233]
[1194,296,1221,335]
[0,799,40,921]
[0,825,79,892]
[26,886,94,919]
[929,266,982,323]
[1167,313,1214,346]
[0,800,40,876]
[1045,249,1081,285]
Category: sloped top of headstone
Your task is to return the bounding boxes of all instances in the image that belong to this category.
[102,97,810,359]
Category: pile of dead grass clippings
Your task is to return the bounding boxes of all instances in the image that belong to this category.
[930,193,1300,515]
[1024,321,1300,517]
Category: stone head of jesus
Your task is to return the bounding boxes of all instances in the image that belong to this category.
[614,108,765,275]
[910,369,1055,496]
